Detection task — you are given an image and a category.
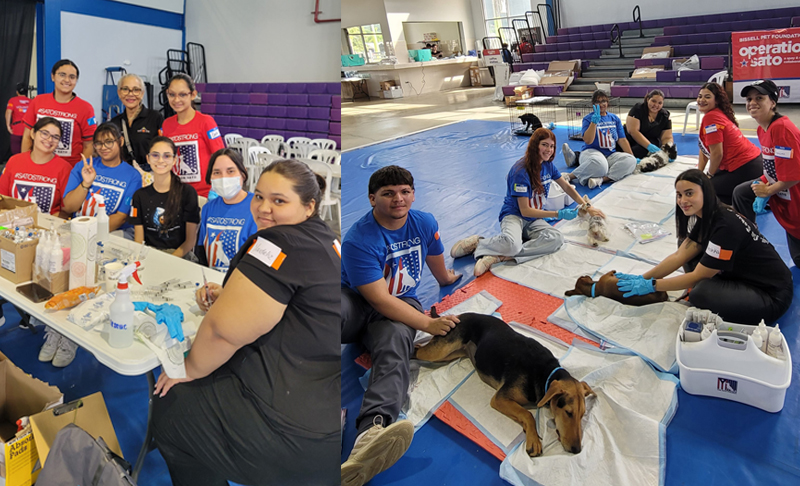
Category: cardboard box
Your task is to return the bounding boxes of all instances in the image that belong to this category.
[547,60,580,74]
[30,392,122,468]
[540,71,573,89]
[505,95,520,106]
[469,66,481,87]
[379,81,396,91]
[0,234,39,284]
[0,352,63,485]
[641,46,673,59]
[0,197,38,229]
[631,66,665,79]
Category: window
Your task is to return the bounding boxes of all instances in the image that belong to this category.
[346,24,385,63]
[482,0,539,46]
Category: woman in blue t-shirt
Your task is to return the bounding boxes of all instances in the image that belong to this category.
[564,90,637,189]
[196,148,258,272]
[451,128,605,276]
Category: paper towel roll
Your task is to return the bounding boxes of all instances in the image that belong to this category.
[69,216,98,289]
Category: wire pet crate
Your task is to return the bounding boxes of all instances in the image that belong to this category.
[564,97,621,140]
[508,96,558,137]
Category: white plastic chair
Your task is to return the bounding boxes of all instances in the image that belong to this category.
[228,137,259,159]
[308,149,341,165]
[682,70,728,135]
[224,133,243,147]
[249,152,286,191]
[286,137,314,159]
[302,159,340,224]
[248,145,271,165]
[311,138,337,151]
[261,135,285,156]
[261,134,284,144]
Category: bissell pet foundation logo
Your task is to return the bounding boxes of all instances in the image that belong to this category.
[717,377,738,394]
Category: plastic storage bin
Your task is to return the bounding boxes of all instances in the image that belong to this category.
[675,319,792,412]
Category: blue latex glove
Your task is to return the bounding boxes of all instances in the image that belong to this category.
[614,272,638,280]
[546,122,555,130]
[590,104,602,125]
[133,302,185,342]
[646,143,660,154]
[557,207,579,220]
[207,190,220,201]
[616,276,656,298]
[753,196,769,215]
[635,158,641,164]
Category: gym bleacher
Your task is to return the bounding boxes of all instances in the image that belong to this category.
[505,6,800,105]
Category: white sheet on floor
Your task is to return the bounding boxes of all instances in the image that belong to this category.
[403,291,503,428]
[446,323,568,455]
[610,172,677,197]
[563,295,686,373]
[644,156,698,178]
[491,242,615,297]
[590,188,675,224]
[500,343,678,486]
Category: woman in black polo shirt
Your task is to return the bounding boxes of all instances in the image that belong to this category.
[615,169,792,325]
[110,73,163,171]
[625,89,675,160]
[150,159,340,486]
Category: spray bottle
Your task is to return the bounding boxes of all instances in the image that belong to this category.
[767,323,785,360]
[95,194,110,244]
[108,262,142,348]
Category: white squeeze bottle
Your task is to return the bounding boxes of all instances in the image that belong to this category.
[48,234,63,275]
[35,231,51,277]
[767,324,785,360]
[108,262,141,348]
[751,331,763,354]
[756,320,769,353]
[95,194,110,243]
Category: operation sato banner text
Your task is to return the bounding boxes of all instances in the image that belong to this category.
[732,28,800,103]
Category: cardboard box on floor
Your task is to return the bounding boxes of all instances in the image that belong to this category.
[641,46,673,59]
[631,66,664,79]
[548,60,581,74]
[0,351,63,486]
[379,80,396,91]
[30,392,122,468]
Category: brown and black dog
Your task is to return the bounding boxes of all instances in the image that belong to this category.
[565,270,669,306]
[415,310,595,456]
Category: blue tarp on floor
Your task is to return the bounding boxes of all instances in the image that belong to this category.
[342,120,800,485]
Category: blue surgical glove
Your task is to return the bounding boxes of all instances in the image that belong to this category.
[614,272,638,280]
[207,190,219,201]
[590,104,602,125]
[636,158,641,164]
[557,207,579,220]
[753,196,769,215]
[646,144,660,154]
[668,157,676,163]
[133,302,185,342]
[616,276,656,298]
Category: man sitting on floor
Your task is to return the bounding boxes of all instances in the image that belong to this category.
[341,165,462,486]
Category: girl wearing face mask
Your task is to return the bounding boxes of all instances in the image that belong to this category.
[196,148,258,272]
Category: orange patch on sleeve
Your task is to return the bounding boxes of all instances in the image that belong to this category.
[434,231,440,240]
[271,252,286,270]
[718,248,732,261]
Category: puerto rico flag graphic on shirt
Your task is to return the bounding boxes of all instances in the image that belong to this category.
[595,122,617,150]
[36,114,73,158]
[203,223,243,271]
[13,180,56,213]
[762,152,791,201]
[383,245,422,296]
[79,183,126,216]
[174,140,201,183]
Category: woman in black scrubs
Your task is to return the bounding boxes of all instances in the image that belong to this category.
[625,89,675,160]
[110,73,163,171]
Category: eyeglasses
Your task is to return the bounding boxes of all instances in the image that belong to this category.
[93,140,118,150]
[148,152,175,161]
[166,92,192,100]
[55,72,78,81]
[119,87,143,95]
[37,130,61,143]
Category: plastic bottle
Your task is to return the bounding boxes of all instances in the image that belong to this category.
[108,262,142,348]
[767,324,785,360]
[751,331,763,354]
[701,326,711,341]
[756,320,769,353]
[35,232,51,278]
[48,234,62,275]
[95,194,109,244]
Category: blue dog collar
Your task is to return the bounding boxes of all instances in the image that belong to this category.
[591,283,596,298]
[545,367,564,393]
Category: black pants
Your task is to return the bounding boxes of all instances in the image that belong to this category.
[341,286,419,435]
[684,260,793,325]
[152,367,338,486]
[711,155,763,205]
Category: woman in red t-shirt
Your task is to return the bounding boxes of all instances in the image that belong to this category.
[696,82,762,204]
[732,80,800,266]
[161,74,225,197]
[5,83,31,155]
[0,116,72,215]
[21,60,96,167]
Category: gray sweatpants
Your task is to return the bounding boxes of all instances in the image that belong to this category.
[570,148,636,185]
[341,286,419,435]
[474,215,564,263]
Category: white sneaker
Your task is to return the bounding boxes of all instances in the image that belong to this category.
[474,255,506,277]
[587,177,604,189]
[39,327,62,362]
[563,143,577,167]
[341,418,414,486]
[450,235,482,258]
[52,336,78,367]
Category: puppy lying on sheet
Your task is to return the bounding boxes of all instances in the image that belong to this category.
[634,142,678,174]
[565,270,669,306]
[578,195,609,247]
[416,310,595,456]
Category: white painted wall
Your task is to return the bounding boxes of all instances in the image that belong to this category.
[559,0,800,28]
[185,0,341,82]
[108,0,185,14]
[60,12,182,120]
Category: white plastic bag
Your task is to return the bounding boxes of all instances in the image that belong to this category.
[674,54,700,72]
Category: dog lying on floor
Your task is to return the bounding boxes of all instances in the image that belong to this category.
[518,113,543,132]
[415,310,595,456]
[634,142,678,174]
[565,270,669,306]
[578,195,609,247]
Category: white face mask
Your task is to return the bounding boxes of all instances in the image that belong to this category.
[211,176,243,200]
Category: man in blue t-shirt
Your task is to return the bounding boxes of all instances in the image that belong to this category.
[62,123,143,238]
[196,193,258,272]
[341,165,461,486]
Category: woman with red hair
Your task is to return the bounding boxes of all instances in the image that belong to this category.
[450,128,605,276]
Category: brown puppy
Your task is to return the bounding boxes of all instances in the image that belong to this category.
[415,310,595,456]
[565,270,669,306]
